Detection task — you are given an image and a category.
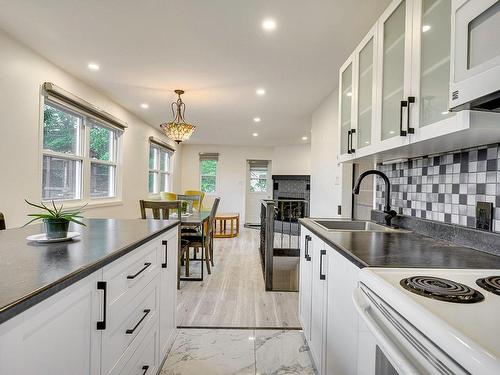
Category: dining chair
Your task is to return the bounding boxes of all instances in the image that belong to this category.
[184,190,205,210]
[139,200,181,220]
[177,194,201,213]
[160,192,178,201]
[181,197,220,274]
[0,213,5,230]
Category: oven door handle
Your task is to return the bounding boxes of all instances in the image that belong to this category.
[353,288,421,375]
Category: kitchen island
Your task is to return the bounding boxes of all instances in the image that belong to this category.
[0,218,180,375]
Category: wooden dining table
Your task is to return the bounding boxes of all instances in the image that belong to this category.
[178,210,211,282]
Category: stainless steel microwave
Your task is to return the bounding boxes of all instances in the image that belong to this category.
[450,0,500,112]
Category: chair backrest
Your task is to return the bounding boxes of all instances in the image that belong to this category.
[0,212,5,230]
[177,194,201,212]
[206,197,220,237]
[184,190,205,210]
[160,192,178,201]
[139,200,181,220]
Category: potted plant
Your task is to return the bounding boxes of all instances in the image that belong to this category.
[24,200,87,239]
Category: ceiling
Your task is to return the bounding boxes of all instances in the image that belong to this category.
[0,0,390,146]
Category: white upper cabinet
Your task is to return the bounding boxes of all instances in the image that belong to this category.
[378,0,413,149]
[338,0,500,163]
[339,56,354,158]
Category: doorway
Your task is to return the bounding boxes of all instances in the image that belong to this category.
[245,160,272,225]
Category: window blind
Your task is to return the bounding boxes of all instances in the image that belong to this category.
[199,152,219,161]
[149,136,175,153]
[43,82,127,131]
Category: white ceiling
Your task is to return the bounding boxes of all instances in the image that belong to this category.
[0,0,390,146]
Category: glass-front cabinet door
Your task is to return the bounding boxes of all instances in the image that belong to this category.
[339,57,354,158]
[377,0,413,148]
[410,0,457,141]
[355,26,377,153]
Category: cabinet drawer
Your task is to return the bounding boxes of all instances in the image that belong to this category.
[104,241,160,319]
[122,323,160,375]
[102,276,160,375]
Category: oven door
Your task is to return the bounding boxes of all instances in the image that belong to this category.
[450,0,500,111]
[353,284,468,375]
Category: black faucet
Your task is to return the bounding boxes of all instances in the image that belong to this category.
[352,170,397,227]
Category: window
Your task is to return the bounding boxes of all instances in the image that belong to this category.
[149,144,172,194]
[199,153,219,193]
[249,161,269,192]
[42,99,121,201]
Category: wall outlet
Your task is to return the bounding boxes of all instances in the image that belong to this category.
[476,202,493,231]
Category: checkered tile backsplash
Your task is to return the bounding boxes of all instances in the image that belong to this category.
[376,144,500,233]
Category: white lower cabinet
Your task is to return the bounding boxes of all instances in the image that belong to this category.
[0,271,102,375]
[0,226,178,375]
[299,227,314,342]
[299,226,361,375]
[159,229,178,359]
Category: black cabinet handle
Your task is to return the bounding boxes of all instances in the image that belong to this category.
[304,235,311,261]
[347,130,352,154]
[142,365,149,374]
[162,240,168,268]
[350,129,356,153]
[127,262,152,279]
[319,250,326,280]
[126,309,151,334]
[399,100,408,136]
[407,96,415,134]
[97,281,107,330]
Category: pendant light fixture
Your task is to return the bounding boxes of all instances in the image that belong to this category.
[160,89,196,143]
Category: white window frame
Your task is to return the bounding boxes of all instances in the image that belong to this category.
[199,158,218,194]
[248,162,269,193]
[148,143,172,194]
[41,97,123,206]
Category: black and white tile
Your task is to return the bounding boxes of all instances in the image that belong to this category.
[376,143,500,232]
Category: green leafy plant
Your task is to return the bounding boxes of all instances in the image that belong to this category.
[24,200,87,227]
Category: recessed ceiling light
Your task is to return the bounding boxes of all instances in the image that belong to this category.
[262,18,277,31]
[256,88,266,96]
[346,92,352,97]
[253,117,261,123]
[422,25,431,32]
[302,136,308,141]
[87,62,100,71]
[140,103,149,109]
[252,132,259,137]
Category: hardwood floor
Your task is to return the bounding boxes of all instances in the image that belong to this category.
[176,228,301,328]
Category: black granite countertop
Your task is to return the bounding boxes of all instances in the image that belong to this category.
[299,218,500,269]
[0,218,179,324]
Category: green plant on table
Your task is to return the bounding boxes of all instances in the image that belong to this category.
[24,200,87,239]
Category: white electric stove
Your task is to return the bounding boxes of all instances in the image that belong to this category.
[354,268,500,375]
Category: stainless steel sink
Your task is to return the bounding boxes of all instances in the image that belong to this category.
[312,219,405,232]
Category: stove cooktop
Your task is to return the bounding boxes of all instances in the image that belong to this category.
[476,275,500,296]
[400,276,485,303]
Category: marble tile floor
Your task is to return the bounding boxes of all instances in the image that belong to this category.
[160,328,317,375]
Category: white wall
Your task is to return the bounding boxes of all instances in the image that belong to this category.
[0,29,182,228]
[310,88,352,218]
[272,144,311,175]
[180,143,311,220]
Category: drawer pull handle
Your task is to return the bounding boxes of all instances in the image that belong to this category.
[142,365,149,374]
[162,240,168,268]
[350,128,356,153]
[399,100,408,136]
[319,249,326,280]
[126,309,151,334]
[407,96,415,134]
[96,281,107,330]
[127,262,152,279]
[304,235,311,261]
